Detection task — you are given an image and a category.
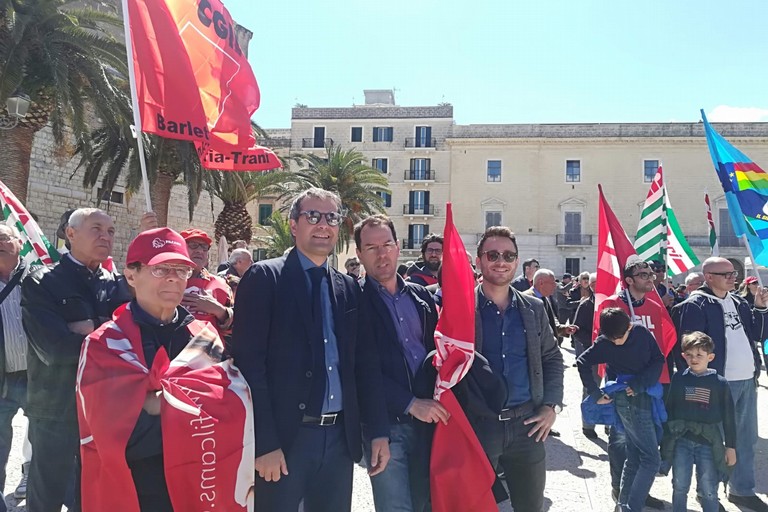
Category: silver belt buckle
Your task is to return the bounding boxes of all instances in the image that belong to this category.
[498,409,511,421]
[320,413,337,426]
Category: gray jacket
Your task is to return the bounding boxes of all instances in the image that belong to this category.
[474,285,564,408]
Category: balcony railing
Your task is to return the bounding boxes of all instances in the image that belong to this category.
[405,137,436,148]
[402,204,437,216]
[402,239,423,250]
[301,137,334,148]
[685,235,713,247]
[556,234,593,246]
[403,170,436,181]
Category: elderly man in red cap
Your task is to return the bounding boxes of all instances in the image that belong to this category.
[179,229,234,336]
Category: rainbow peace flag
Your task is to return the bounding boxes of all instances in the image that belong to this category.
[701,110,768,265]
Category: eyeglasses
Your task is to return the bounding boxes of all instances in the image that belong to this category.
[708,271,738,279]
[631,272,656,280]
[363,241,397,255]
[479,250,518,263]
[187,242,210,251]
[424,247,443,255]
[149,265,194,280]
[298,210,343,226]
[347,262,360,268]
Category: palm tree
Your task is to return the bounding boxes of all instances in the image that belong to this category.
[289,144,391,251]
[0,0,128,201]
[205,168,294,244]
[256,211,293,258]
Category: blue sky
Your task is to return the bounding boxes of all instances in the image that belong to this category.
[225,0,768,129]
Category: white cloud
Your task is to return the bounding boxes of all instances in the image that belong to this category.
[707,105,768,122]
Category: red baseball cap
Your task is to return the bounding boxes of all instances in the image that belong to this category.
[180,228,213,246]
[745,276,759,285]
[126,227,195,267]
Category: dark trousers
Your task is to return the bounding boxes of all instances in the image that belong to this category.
[27,417,79,512]
[0,372,26,512]
[256,422,353,512]
[475,412,547,512]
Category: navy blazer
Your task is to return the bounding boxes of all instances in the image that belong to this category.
[231,249,389,460]
[359,279,438,423]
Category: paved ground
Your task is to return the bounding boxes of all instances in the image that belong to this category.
[3,342,768,511]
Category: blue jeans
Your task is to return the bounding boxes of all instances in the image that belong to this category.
[608,426,626,492]
[727,378,758,497]
[672,438,719,512]
[613,393,660,512]
[363,422,430,512]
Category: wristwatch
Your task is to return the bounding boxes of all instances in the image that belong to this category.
[544,403,562,414]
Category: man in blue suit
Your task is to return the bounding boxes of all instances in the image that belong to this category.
[232,188,390,512]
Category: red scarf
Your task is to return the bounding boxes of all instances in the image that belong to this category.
[76,303,254,511]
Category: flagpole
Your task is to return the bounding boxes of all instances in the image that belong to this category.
[120,0,153,213]
[741,234,764,288]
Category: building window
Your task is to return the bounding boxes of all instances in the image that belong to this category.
[565,258,580,275]
[350,126,362,142]
[644,160,659,183]
[97,188,124,204]
[563,211,582,244]
[409,224,428,247]
[312,126,326,148]
[258,204,273,225]
[372,158,388,173]
[415,126,432,147]
[485,211,502,229]
[566,160,581,183]
[254,248,267,261]
[409,190,429,214]
[378,192,391,208]
[372,127,393,142]
[487,160,502,182]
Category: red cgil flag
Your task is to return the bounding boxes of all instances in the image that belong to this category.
[593,185,677,383]
[430,203,497,512]
[126,0,260,150]
[195,141,282,171]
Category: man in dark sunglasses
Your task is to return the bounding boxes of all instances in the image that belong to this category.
[344,257,361,280]
[471,226,563,512]
[231,187,390,512]
[675,257,768,512]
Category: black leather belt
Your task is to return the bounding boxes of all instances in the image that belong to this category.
[498,401,534,421]
[302,412,342,426]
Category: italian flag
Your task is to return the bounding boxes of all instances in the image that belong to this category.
[705,193,719,256]
[0,180,60,268]
[634,166,699,276]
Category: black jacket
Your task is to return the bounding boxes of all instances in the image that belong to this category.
[359,278,437,423]
[231,249,389,461]
[21,256,131,421]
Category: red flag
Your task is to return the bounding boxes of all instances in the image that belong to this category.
[195,141,282,171]
[77,303,254,511]
[430,203,497,512]
[126,0,260,149]
[593,185,678,383]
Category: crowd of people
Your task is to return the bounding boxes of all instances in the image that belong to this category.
[0,186,765,511]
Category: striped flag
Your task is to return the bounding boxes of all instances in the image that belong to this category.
[634,166,699,276]
[684,386,711,405]
[0,180,59,267]
[705,193,719,256]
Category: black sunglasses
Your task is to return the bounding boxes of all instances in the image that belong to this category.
[479,250,518,263]
[298,210,343,226]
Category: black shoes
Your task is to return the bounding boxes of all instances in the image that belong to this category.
[728,494,768,512]
[610,488,663,509]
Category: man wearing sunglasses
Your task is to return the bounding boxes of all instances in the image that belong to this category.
[595,258,669,509]
[344,257,361,280]
[179,229,234,338]
[472,226,563,512]
[232,188,390,512]
[676,257,768,512]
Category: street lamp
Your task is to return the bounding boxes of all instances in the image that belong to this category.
[0,92,31,130]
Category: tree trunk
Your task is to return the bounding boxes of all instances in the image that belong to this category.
[151,169,176,226]
[0,126,37,204]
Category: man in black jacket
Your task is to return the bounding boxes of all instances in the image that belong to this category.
[355,215,443,512]
[232,188,390,512]
[21,208,131,512]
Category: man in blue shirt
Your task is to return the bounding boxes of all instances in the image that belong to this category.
[355,214,443,512]
[232,188,390,512]
[473,226,564,512]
